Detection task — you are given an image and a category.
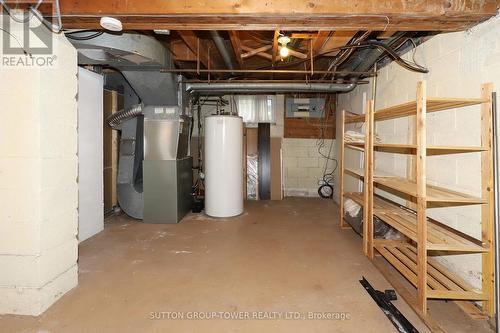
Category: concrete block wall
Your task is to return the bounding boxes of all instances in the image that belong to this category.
[336,14,500,289]
[283,138,335,197]
[0,18,78,315]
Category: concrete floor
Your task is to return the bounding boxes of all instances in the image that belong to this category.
[0,198,493,332]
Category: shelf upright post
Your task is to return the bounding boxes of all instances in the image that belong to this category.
[340,110,348,228]
[416,81,428,315]
[480,83,495,316]
[363,104,370,255]
[367,100,375,259]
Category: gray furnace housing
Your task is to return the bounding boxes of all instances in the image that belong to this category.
[143,107,193,224]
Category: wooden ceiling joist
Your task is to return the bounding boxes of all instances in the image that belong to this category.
[312,31,331,55]
[241,45,273,60]
[171,40,197,62]
[228,31,244,68]
[272,30,279,66]
[322,31,358,56]
[177,31,216,69]
[241,45,273,61]
[59,0,498,31]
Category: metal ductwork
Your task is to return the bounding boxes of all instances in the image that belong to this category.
[185,82,356,94]
[339,32,407,75]
[209,31,237,74]
[68,32,192,222]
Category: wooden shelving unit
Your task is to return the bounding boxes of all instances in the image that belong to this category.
[339,102,374,257]
[339,81,495,329]
[374,242,488,301]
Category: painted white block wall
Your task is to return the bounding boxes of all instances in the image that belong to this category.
[336,14,500,289]
[0,18,78,315]
[77,68,104,242]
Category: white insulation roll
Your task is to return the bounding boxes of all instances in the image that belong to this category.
[204,115,244,217]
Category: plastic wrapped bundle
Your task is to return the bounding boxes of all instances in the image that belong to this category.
[343,199,403,239]
[246,154,258,200]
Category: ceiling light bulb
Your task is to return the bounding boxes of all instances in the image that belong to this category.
[280,46,289,58]
[100,17,123,32]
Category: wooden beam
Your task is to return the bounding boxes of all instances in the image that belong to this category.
[290,33,317,39]
[272,30,279,66]
[58,0,498,31]
[377,30,397,39]
[170,40,197,61]
[322,31,358,56]
[228,31,244,68]
[306,30,331,71]
[312,31,331,55]
[241,45,273,60]
[177,31,215,70]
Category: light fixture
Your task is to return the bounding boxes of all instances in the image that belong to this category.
[279,46,289,58]
[277,35,291,58]
[100,17,123,32]
[153,29,171,35]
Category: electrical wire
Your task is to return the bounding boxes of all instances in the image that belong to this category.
[65,31,104,40]
[0,0,42,24]
[256,39,429,75]
[0,26,31,56]
[0,0,62,33]
[314,94,338,198]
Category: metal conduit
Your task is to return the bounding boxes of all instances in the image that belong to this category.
[185,82,356,94]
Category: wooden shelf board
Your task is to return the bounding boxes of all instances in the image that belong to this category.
[345,143,365,152]
[343,192,402,211]
[343,192,364,206]
[374,242,487,300]
[374,176,486,204]
[374,98,489,122]
[344,142,486,155]
[344,167,393,179]
[345,115,365,124]
[344,167,364,179]
[374,206,487,253]
[344,141,364,146]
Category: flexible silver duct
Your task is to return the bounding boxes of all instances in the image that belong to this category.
[108,104,143,129]
[210,31,237,74]
[185,82,356,94]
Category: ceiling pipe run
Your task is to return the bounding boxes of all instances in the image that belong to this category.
[185,82,356,94]
[209,31,237,75]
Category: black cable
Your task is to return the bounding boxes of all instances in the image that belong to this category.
[316,95,338,199]
[65,31,104,41]
[256,39,429,74]
[318,184,334,199]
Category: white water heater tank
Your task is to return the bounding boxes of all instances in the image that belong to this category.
[204,115,244,217]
